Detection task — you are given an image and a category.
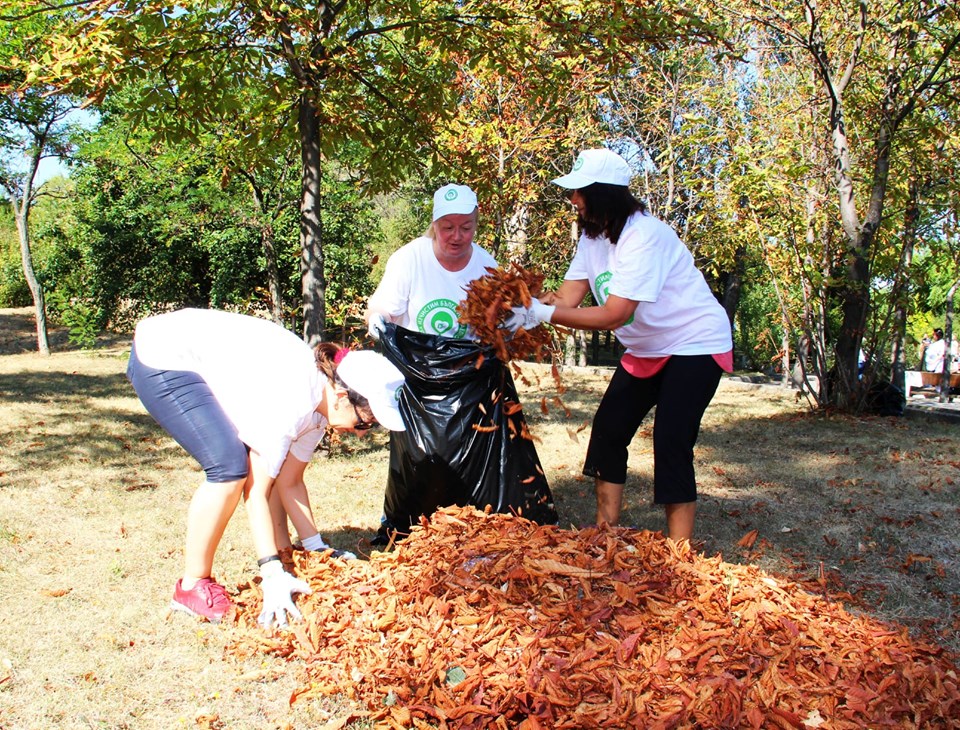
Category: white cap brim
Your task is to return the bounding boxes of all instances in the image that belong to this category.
[551,171,595,189]
[336,351,406,432]
[368,396,405,431]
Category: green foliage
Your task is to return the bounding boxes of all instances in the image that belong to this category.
[41,118,383,333]
[0,203,29,306]
[320,172,384,330]
[372,188,429,285]
[46,288,99,348]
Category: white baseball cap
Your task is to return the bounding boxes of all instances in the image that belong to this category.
[432,184,478,221]
[551,149,633,189]
[336,351,406,431]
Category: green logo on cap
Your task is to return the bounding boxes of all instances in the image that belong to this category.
[573,156,585,171]
[444,189,458,201]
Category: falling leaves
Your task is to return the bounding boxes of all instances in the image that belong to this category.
[225,506,960,729]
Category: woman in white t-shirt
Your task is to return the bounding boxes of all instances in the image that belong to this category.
[921,328,946,373]
[127,308,405,626]
[363,185,557,543]
[365,184,497,340]
[507,149,733,542]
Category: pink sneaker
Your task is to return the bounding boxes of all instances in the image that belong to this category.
[171,578,232,622]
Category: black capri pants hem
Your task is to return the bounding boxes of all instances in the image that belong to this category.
[582,354,722,504]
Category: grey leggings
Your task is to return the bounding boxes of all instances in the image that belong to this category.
[126,343,249,483]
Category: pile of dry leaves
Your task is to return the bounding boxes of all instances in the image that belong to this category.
[226,506,959,729]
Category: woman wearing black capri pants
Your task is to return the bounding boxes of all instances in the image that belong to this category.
[505,149,733,541]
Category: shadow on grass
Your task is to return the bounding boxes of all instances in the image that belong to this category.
[0,308,129,356]
[0,365,191,491]
[0,370,131,403]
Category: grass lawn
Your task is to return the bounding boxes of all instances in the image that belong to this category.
[1,308,958,728]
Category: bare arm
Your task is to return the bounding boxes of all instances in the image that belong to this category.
[540,279,590,308]
[549,293,639,331]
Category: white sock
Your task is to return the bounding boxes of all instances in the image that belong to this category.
[300,533,330,551]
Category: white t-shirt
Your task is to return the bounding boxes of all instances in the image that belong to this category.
[923,338,946,372]
[564,212,732,357]
[368,235,498,339]
[133,309,327,477]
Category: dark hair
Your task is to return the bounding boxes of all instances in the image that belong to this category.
[934,328,944,339]
[314,342,375,422]
[574,183,646,244]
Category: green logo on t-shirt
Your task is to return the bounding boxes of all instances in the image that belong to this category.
[417,298,467,337]
[594,271,634,326]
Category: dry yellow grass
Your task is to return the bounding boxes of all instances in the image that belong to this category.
[1,308,958,728]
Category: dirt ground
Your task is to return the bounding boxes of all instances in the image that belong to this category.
[1,307,958,729]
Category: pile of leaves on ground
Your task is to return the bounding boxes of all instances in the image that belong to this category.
[226,506,960,729]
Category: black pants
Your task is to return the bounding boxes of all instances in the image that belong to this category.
[582,355,722,504]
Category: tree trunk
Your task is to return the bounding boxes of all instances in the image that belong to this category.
[890,175,920,391]
[262,224,285,325]
[13,198,49,355]
[299,94,325,345]
[719,245,744,328]
[829,115,869,411]
[503,203,529,263]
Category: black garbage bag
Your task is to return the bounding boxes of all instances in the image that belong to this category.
[376,323,557,540]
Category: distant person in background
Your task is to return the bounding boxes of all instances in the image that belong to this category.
[127,308,405,627]
[920,328,946,373]
[506,149,733,542]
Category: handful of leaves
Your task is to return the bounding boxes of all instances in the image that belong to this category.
[456,263,559,364]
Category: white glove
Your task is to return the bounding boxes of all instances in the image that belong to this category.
[503,300,556,333]
[257,560,312,629]
[367,312,387,341]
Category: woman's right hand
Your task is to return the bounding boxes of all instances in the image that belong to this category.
[257,560,311,629]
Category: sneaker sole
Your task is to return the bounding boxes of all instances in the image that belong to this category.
[169,599,224,624]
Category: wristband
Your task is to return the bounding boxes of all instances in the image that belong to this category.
[257,554,281,567]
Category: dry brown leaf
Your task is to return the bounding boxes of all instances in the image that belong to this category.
[40,588,71,598]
